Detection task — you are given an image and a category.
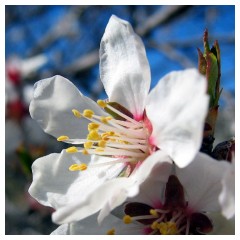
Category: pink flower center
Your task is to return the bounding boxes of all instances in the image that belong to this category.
[120,175,213,235]
[58,100,156,173]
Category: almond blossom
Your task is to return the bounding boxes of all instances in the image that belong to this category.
[51,153,234,235]
[29,15,209,225]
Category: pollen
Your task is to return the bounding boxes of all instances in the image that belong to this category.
[69,163,88,171]
[158,222,179,235]
[87,130,101,141]
[151,221,159,230]
[57,135,69,141]
[66,146,78,153]
[101,131,115,140]
[150,209,159,217]
[97,99,107,108]
[83,109,94,118]
[98,140,107,148]
[100,116,111,124]
[84,141,93,149]
[106,228,115,235]
[88,123,100,131]
[123,215,132,224]
[72,109,81,118]
[82,149,89,155]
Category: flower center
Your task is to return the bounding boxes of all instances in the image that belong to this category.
[122,204,189,235]
[57,100,153,172]
[116,175,213,235]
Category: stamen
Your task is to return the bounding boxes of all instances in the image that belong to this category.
[123,215,132,224]
[72,109,81,118]
[57,135,69,141]
[88,123,100,131]
[151,221,159,230]
[87,130,101,141]
[185,218,190,235]
[105,104,142,127]
[158,222,179,235]
[97,99,107,108]
[98,140,107,148]
[83,109,94,118]
[95,147,105,152]
[66,146,78,153]
[82,149,89,155]
[106,228,115,235]
[86,157,137,168]
[66,101,151,176]
[150,209,159,218]
[69,163,88,171]
[88,148,146,157]
[84,141,93,149]
[100,116,111,124]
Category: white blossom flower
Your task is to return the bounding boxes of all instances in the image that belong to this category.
[51,153,234,235]
[219,157,235,219]
[29,15,208,224]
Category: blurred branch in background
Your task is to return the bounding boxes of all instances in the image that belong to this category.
[28,6,89,56]
[148,40,195,68]
[136,5,189,36]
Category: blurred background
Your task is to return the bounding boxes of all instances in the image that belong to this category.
[5,5,235,234]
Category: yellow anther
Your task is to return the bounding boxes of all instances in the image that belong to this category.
[82,149,89,155]
[88,123,100,131]
[66,146,78,153]
[69,163,88,171]
[98,140,107,148]
[123,215,132,224]
[84,141,93,149]
[151,221,159,230]
[158,222,178,235]
[102,136,109,141]
[72,109,81,118]
[150,209,159,218]
[100,117,111,124]
[106,228,115,235]
[83,109,94,118]
[87,130,101,141]
[57,135,69,141]
[95,147,104,152]
[97,99,107,108]
[106,116,113,120]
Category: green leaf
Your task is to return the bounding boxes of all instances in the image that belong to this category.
[206,52,219,107]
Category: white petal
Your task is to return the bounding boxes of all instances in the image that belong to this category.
[176,152,230,212]
[51,213,143,235]
[29,150,124,209]
[100,15,151,119]
[146,69,209,167]
[132,166,172,208]
[99,150,172,223]
[29,75,107,140]
[52,177,135,224]
[219,162,235,219]
[52,150,172,224]
[51,223,70,235]
[208,213,235,235]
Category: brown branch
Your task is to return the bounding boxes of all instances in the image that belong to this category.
[136,6,187,36]
[148,40,195,68]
